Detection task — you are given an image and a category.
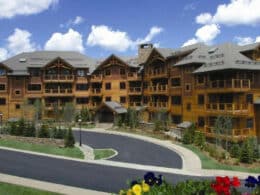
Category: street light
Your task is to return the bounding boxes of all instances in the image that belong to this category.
[0,113,2,134]
[78,117,82,146]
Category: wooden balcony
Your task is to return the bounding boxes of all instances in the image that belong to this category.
[149,69,167,78]
[129,87,142,95]
[205,103,252,115]
[207,79,250,93]
[90,88,102,96]
[127,72,141,81]
[149,85,168,94]
[91,74,102,82]
[44,75,74,82]
[44,88,73,96]
[129,102,142,107]
[44,102,64,110]
[149,102,168,109]
[204,126,253,141]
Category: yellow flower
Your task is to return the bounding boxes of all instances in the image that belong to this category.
[142,181,150,192]
[126,189,133,195]
[119,190,125,195]
[132,184,142,195]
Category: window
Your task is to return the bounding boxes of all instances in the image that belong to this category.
[197,75,204,84]
[186,103,191,111]
[15,90,20,95]
[198,117,205,127]
[105,69,111,76]
[0,98,6,105]
[171,78,181,87]
[246,94,253,104]
[120,82,126,89]
[0,84,5,90]
[77,69,85,77]
[0,69,6,76]
[171,96,182,105]
[29,68,40,76]
[76,98,89,104]
[120,96,126,103]
[246,118,253,128]
[105,83,111,90]
[171,115,182,124]
[198,95,205,105]
[28,84,41,91]
[15,104,20,109]
[185,84,191,91]
[120,69,125,75]
[76,84,88,91]
[105,97,111,101]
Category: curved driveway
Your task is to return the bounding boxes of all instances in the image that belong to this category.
[73,131,182,169]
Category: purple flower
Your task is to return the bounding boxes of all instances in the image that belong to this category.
[245,176,258,188]
[144,172,156,186]
[154,175,162,186]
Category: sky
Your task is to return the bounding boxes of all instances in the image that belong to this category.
[0,0,260,61]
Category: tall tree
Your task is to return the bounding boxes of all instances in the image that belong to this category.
[62,102,75,125]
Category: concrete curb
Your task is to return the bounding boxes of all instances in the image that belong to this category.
[0,173,110,195]
[94,148,118,160]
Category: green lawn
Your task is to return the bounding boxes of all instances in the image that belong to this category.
[0,139,84,159]
[0,182,61,195]
[94,149,116,160]
[181,144,260,173]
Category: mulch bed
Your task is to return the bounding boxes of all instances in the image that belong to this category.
[0,134,64,147]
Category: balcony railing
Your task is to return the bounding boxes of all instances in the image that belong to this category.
[91,88,102,94]
[44,74,74,81]
[149,102,168,108]
[149,85,168,93]
[127,72,140,80]
[129,87,142,94]
[208,79,250,90]
[45,102,67,109]
[204,125,253,140]
[91,74,102,82]
[129,102,142,107]
[205,103,252,115]
[45,88,73,94]
[149,69,167,77]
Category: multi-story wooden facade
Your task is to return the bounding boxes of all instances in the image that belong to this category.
[0,42,260,142]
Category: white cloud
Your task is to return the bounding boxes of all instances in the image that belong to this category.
[234,36,254,45]
[195,24,221,43]
[182,38,199,47]
[87,25,163,52]
[44,28,84,52]
[0,48,8,61]
[182,24,220,47]
[0,0,58,19]
[256,36,260,43]
[196,0,260,26]
[196,13,213,24]
[60,16,84,28]
[7,28,37,55]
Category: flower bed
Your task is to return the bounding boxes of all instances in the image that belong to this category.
[119,172,260,195]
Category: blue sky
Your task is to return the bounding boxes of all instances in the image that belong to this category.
[0,0,259,60]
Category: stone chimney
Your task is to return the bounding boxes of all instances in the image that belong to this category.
[138,43,153,64]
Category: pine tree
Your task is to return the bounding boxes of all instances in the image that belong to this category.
[64,127,75,147]
[38,124,50,138]
[230,143,240,158]
[240,139,253,163]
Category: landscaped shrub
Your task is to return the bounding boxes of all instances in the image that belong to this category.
[194,131,206,149]
[23,122,36,137]
[182,125,196,144]
[38,124,50,138]
[16,118,26,136]
[229,143,240,158]
[240,139,253,164]
[64,127,75,147]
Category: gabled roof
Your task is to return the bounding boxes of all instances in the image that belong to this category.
[98,101,127,114]
[193,43,260,73]
[1,51,97,73]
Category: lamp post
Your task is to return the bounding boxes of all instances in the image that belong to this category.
[78,117,82,146]
[0,113,2,134]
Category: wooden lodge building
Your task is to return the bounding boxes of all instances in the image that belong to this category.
[0,42,260,142]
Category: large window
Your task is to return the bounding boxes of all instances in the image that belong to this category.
[171,115,182,124]
[197,75,204,84]
[105,69,111,76]
[185,84,191,91]
[0,84,5,91]
[105,83,111,90]
[77,69,85,77]
[28,84,41,91]
[120,68,126,75]
[0,98,6,105]
[171,96,182,105]
[198,117,205,127]
[29,68,40,76]
[246,94,253,104]
[120,96,126,103]
[120,82,126,89]
[198,95,205,105]
[171,78,181,87]
[0,69,6,76]
[246,118,253,128]
[105,96,111,101]
[76,98,89,104]
[76,84,88,91]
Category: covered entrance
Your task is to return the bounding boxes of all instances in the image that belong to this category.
[95,101,127,123]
